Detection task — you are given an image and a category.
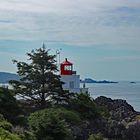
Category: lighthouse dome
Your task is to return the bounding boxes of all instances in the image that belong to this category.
[60,58,73,75]
[61,58,73,65]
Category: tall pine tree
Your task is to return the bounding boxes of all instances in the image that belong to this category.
[10,45,68,108]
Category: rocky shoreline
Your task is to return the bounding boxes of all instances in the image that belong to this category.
[72,96,140,140]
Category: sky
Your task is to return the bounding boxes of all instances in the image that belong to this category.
[0,0,140,81]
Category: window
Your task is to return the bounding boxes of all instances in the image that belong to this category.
[64,65,71,70]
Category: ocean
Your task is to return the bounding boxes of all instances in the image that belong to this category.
[1,82,140,111]
[84,82,140,111]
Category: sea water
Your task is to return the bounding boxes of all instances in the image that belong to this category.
[84,82,140,111]
[1,82,140,111]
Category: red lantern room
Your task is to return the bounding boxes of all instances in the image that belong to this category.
[60,58,73,75]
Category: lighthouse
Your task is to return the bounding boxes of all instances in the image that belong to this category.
[60,58,88,93]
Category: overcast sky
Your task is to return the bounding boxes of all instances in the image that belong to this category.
[0,0,140,81]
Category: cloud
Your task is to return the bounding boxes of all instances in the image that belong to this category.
[0,0,140,47]
[100,56,140,62]
[0,0,140,13]
[0,20,13,23]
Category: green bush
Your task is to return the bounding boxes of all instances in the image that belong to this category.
[0,128,21,140]
[0,87,21,123]
[0,114,24,140]
[0,114,12,131]
[28,108,75,140]
[69,93,100,119]
[88,133,107,140]
[52,107,81,124]
[0,119,12,132]
[97,106,110,118]
[12,126,36,140]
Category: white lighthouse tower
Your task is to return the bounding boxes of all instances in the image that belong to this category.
[60,58,88,93]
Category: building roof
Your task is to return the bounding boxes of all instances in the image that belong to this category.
[61,58,73,65]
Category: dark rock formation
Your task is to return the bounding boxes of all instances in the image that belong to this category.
[68,96,140,140]
[95,96,134,112]
[94,96,140,140]
[124,121,140,140]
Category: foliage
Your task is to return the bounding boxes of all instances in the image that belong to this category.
[88,133,107,140]
[56,107,81,125]
[28,108,75,140]
[0,115,21,140]
[12,126,35,140]
[69,93,100,119]
[97,106,110,118]
[52,90,75,106]
[0,128,21,140]
[0,87,20,123]
[0,114,12,131]
[9,46,67,109]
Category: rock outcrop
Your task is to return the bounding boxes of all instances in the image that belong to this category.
[69,96,140,140]
[94,96,140,140]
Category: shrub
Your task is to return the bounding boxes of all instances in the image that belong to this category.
[69,93,100,119]
[0,114,24,140]
[0,87,21,124]
[97,106,110,118]
[0,128,21,140]
[88,133,107,140]
[28,108,75,140]
[12,126,35,140]
[52,107,81,124]
[0,114,12,131]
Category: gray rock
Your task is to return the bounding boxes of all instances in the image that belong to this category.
[124,121,140,140]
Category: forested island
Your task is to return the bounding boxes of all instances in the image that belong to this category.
[0,47,140,140]
[0,72,19,83]
[81,78,118,84]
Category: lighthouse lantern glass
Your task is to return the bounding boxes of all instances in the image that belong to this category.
[64,65,72,71]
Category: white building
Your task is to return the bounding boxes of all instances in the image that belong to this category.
[60,58,88,93]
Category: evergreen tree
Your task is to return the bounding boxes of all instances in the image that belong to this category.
[0,87,20,123]
[10,45,65,108]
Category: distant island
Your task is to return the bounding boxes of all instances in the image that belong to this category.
[130,81,136,84]
[0,72,20,83]
[81,78,118,83]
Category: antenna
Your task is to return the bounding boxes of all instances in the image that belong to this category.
[56,49,62,72]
